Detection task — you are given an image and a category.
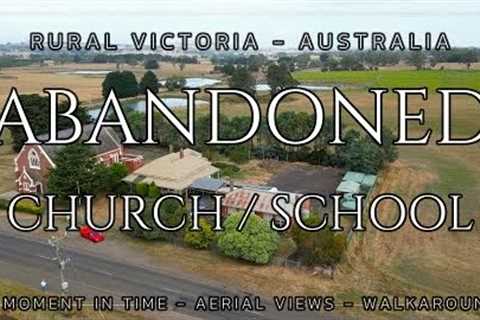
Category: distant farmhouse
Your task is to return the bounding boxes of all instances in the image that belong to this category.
[14,124,144,194]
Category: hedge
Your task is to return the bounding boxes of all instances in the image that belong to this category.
[0,198,44,215]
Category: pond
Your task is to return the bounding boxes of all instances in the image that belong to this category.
[87,98,208,118]
[158,77,222,88]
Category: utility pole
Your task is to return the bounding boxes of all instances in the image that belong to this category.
[48,230,71,296]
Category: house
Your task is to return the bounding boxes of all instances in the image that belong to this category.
[122,148,219,198]
[222,186,312,222]
[14,124,144,194]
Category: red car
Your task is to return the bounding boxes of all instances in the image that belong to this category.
[80,226,105,243]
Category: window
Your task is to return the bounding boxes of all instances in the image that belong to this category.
[28,149,40,169]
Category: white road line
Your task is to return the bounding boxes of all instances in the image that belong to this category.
[36,254,52,260]
[94,269,113,277]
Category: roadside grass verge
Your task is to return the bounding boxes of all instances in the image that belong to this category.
[0,279,145,320]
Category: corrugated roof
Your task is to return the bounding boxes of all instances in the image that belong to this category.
[123,149,219,191]
[341,199,358,211]
[343,171,365,184]
[37,124,121,159]
[362,174,377,187]
[191,177,225,192]
[223,187,302,216]
[336,180,361,193]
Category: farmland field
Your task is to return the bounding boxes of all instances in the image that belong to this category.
[0,61,216,102]
[294,69,480,89]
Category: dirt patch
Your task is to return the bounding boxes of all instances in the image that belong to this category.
[269,163,344,196]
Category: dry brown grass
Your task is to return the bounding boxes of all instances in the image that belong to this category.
[0,61,215,103]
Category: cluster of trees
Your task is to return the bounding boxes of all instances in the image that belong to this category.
[145,112,397,174]
[130,202,279,264]
[47,144,129,198]
[0,56,34,69]
[163,76,187,91]
[6,94,89,152]
[102,70,160,98]
[225,61,298,96]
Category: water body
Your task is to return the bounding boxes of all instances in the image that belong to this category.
[158,77,222,87]
[88,98,208,118]
[255,84,333,91]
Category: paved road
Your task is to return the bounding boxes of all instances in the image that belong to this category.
[0,233,341,319]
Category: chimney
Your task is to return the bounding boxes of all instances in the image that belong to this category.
[179,148,184,159]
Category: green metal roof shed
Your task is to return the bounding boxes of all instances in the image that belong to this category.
[336,180,361,194]
[362,174,377,188]
[343,171,365,184]
[341,199,358,211]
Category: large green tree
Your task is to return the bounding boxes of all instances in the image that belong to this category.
[217,212,279,264]
[228,66,256,96]
[47,144,108,198]
[336,130,385,174]
[266,63,298,95]
[138,71,160,94]
[102,71,138,98]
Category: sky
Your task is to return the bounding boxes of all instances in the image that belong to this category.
[1,0,479,47]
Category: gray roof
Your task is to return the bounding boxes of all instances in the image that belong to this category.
[37,124,121,160]
[190,177,225,192]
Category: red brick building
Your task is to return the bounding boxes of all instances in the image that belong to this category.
[14,125,144,194]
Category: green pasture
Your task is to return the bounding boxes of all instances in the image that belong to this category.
[294,69,480,89]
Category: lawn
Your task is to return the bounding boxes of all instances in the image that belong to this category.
[294,69,480,89]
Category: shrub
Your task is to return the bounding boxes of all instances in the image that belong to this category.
[135,182,149,196]
[107,163,130,193]
[212,162,241,178]
[184,219,216,249]
[217,212,279,264]
[147,182,161,199]
[291,214,347,266]
[0,198,43,215]
[227,146,249,164]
